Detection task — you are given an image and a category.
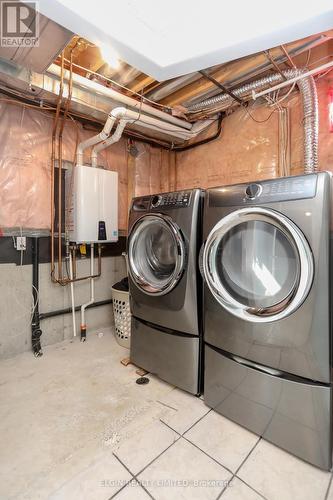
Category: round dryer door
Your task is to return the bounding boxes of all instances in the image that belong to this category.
[128,214,186,296]
[203,207,314,322]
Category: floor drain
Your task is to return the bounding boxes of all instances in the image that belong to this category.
[136,376,149,385]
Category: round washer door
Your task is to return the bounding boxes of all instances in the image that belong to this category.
[128,214,186,296]
[203,206,314,322]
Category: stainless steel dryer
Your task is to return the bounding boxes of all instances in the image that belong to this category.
[127,189,203,394]
[202,172,332,469]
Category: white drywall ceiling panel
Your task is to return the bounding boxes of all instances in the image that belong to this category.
[38,0,333,80]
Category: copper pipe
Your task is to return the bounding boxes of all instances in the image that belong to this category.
[51,51,65,282]
[57,51,74,282]
[61,244,102,284]
[49,48,104,286]
[280,45,296,69]
[264,50,288,80]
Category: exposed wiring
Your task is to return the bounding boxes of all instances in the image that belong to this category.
[305,49,312,68]
[243,105,277,123]
[316,67,333,80]
[7,240,40,340]
[61,57,172,112]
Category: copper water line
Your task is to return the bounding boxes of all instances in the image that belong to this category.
[63,244,102,284]
[51,51,65,282]
[280,45,296,69]
[51,48,102,285]
[264,50,288,81]
[71,244,102,282]
[49,49,104,286]
[57,50,74,282]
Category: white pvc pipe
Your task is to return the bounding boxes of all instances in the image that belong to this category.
[69,251,76,337]
[76,113,116,166]
[80,106,203,168]
[48,64,192,131]
[91,106,215,166]
[92,119,127,167]
[252,60,333,100]
[80,243,95,341]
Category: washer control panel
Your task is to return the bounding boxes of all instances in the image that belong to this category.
[209,174,318,207]
[132,190,192,212]
[151,190,192,209]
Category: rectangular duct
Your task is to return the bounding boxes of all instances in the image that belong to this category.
[0,10,72,73]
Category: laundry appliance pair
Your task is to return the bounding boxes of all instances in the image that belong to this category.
[127,172,333,470]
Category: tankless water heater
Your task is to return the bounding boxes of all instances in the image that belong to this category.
[66,165,118,243]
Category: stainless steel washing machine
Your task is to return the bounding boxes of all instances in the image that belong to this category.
[127,189,203,394]
[202,172,332,469]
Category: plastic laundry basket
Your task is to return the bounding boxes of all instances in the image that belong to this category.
[111,279,131,349]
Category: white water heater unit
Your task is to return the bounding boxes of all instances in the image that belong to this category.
[67,165,118,243]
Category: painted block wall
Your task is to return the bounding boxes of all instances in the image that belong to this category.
[0,255,126,360]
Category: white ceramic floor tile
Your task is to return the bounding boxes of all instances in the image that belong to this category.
[159,388,210,434]
[185,411,259,472]
[49,454,131,500]
[114,480,151,499]
[138,438,232,500]
[114,420,179,474]
[222,477,263,500]
[238,439,331,500]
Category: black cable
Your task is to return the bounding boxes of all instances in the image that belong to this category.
[171,113,223,152]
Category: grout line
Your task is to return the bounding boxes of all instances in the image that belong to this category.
[135,480,156,499]
[108,480,132,500]
[160,416,235,477]
[181,407,212,435]
[235,476,269,500]
[214,482,229,500]
[156,400,179,412]
[112,405,216,499]
[134,434,182,478]
[159,418,182,436]
[113,401,265,500]
[217,438,264,500]
[182,434,234,476]
[159,404,212,438]
[234,437,261,476]
[324,471,333,500]
[109,454,135,500]
[111,453,156,500]
[112,452,136,477]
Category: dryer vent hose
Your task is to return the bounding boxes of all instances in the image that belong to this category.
[187,69,318,174]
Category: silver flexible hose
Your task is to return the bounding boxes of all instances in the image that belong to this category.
[187,69,318,173]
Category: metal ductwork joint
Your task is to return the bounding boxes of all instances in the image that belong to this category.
[187,69,318,174]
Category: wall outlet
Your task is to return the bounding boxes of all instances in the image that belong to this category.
[16,236,26,251]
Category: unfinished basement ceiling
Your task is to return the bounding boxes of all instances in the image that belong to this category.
[38,0,333,80]
[56,30,333,112]
[0,7,332,147]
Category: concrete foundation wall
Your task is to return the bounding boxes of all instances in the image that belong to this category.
[0,255,127,360]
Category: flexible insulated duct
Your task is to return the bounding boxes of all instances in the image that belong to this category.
[187,69,318,173]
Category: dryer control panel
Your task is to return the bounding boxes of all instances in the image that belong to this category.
[209,174,318,207]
